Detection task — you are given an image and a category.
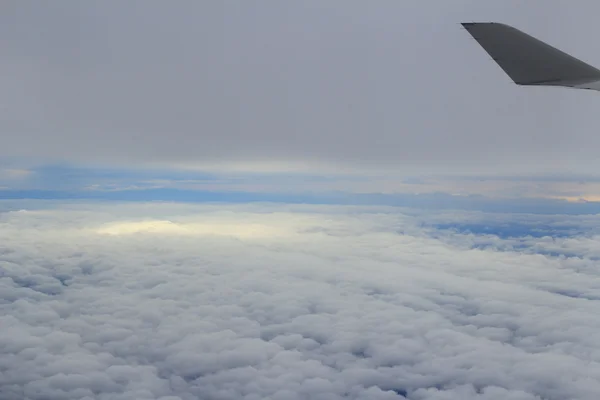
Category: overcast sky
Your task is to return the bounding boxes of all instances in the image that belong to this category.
[3,1,600,175]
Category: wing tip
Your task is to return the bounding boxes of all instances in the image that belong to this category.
[460,21,600,88]
[461,22,508,29]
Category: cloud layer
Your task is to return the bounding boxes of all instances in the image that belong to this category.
[10,163,600,202]
[2,202,600,399]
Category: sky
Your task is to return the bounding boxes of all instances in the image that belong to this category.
[3,0,600,176]
[4,2,600,400]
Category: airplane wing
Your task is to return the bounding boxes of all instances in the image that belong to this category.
[461,22,600,91]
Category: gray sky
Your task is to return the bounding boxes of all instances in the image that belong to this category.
[3,0,600,175]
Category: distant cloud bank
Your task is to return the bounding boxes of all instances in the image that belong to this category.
[4,164,600,215]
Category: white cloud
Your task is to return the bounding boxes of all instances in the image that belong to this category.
[2,201,600,399]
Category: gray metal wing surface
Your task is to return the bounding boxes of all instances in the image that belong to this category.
[462,22,600,91]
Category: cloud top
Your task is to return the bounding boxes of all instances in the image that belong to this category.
[2,202,600,399]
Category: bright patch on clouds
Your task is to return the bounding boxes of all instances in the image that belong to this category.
[2,201,600,399]
[96,219,289,239]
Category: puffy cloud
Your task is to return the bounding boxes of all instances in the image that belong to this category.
[2,201,600,399]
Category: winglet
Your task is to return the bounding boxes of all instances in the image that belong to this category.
[462,22,600,89]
